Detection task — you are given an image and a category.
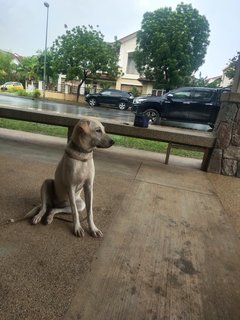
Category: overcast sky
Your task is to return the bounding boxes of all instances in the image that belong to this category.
[0,0,239,78]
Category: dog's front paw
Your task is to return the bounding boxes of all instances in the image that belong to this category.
[90,227,103,238]
[74,225,85,237]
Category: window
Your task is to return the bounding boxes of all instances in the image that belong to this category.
[126,52,138,75]
[101,91,112,96]
[172,89,191,99]
[111,91,121,96]
[193,90,214,102]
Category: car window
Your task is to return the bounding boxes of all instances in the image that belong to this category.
[192,90,214,102]
[171,90,191,99]
[121,91,128,97]
[101,91,112,96]
[111,91,121,96]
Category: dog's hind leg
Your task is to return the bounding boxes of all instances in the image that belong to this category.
[25,205,42,219]
[46,197,85,225]
[46,206,72,224]
[32,179,54,225]
[75,189,86,212]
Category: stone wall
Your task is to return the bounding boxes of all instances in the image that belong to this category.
[41,91,87,105]
[207,93,240,177]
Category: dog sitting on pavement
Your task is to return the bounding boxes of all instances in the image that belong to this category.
[28,118,114,237]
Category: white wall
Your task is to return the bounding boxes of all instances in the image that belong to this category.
[116,33,152,93]
[119,35,139,80]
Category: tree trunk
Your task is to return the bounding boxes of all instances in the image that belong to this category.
[76,70,88,102]
[76,79,84,102]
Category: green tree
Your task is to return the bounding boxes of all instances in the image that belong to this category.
[36,50,56,87]
[189,73,208,87]
[17,56,39,81]
[224,52,240,82]
[51,25,120,101]
[17,51,58,89]
[134,3,210,90]
[0,51,17,84]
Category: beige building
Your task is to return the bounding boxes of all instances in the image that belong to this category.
[221,68,232,87]
[56,32,154,96]
[116,32,153,95]
[206,71,231,89]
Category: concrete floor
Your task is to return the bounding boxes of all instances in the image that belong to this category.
[1,128,240,320]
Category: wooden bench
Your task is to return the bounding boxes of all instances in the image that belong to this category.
[0,106,216,170]
[165,142,211,170]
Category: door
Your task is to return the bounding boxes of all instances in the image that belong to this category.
[189,89,216,123]
[162,88,192,121]
[99,90,116,105]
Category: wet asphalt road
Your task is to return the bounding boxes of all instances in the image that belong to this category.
[0,94,135,123]
[0,94,210,131]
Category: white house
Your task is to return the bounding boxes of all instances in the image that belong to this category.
[116,32,153,95]
[221,68,232,87]
[207,71,231,88]
[0,50,22,65]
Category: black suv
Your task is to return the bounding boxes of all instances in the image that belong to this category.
[85,89,134,110]
[132,87,230,127]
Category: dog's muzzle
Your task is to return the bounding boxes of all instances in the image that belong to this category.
[109,139,115,146]
[97,138,115,148]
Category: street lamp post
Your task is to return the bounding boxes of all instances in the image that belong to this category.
[43,2,49,98]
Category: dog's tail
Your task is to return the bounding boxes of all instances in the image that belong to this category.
[0,205,41,226]
[23,205,42,220]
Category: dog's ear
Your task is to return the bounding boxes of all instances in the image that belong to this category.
[71,119,91,146]
[77,119,91,134]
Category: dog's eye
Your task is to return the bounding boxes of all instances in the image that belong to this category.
[96,128,102,133]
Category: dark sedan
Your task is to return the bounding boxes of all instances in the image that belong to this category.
[85,89,134,110]
[132,87,230,127]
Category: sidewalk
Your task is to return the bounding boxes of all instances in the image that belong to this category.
[1,128,240,320]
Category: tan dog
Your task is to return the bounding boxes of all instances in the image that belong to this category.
[30,118,114,237]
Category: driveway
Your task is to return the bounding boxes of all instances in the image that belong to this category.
[1,128,240,320]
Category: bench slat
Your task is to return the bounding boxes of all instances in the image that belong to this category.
[0,106,216,170]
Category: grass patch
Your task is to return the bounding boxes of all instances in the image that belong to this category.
[6,88,41,98]
[111,134,168,153]
[0,119,67,137]
[0,118,203,159]
[110,135,202,159]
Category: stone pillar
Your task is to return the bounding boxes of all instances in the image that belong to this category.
[232,53,240,93]
[207,93,240,177]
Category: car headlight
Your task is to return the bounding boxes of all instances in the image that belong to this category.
[133,97,147,104]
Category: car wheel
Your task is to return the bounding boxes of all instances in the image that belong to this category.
[88,98,97,107]
[118,101,128,110]
[143,109,160,124]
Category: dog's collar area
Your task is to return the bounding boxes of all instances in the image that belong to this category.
[69,140,92,154]
[65,148,93,162]
[65,141,93,162]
